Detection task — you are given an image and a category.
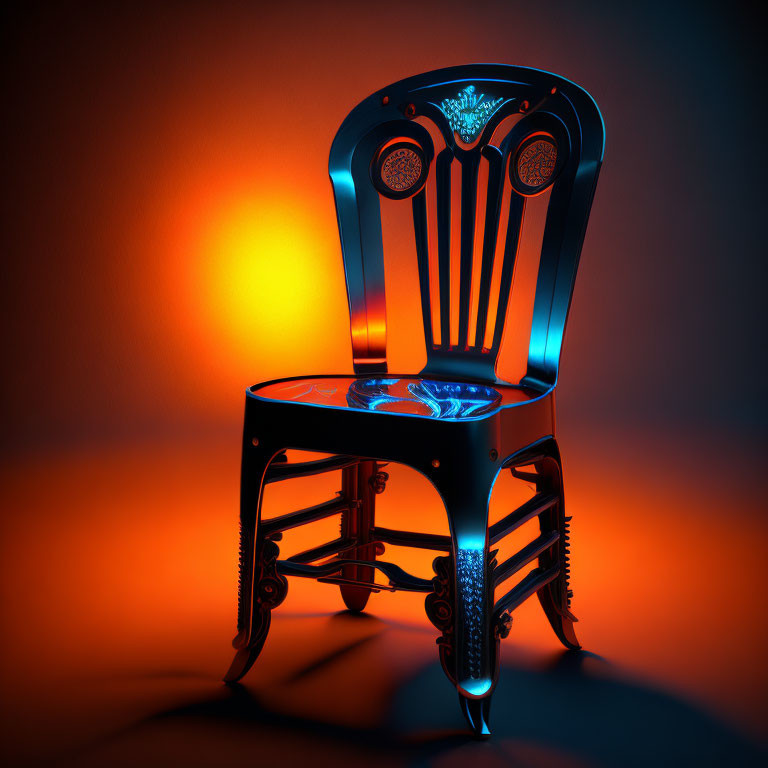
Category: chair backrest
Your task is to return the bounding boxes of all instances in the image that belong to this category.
[329,64,604,390]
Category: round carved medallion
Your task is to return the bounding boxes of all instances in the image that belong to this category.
[372,141,428,199]
[381,147,423,191]
[513,136,558,193]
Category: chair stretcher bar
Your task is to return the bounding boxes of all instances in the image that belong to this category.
[277,558,434,592]
[493,564,560,617]
[265,455,359,484]
[261,498,350,536]
[489,492,558,544]
[316,575,389,592]
[494,530,560,586]
[372,526,451,551]
[502,450,550,470]
[509,468,539,483]
[286,536,355,564]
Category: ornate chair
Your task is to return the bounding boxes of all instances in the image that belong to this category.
[223,64,604,737]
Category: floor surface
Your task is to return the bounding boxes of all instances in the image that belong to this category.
[1,427,766,766]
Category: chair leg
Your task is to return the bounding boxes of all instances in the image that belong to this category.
[425,469,498,738]
[224,441,288,683]
[534,446,580,650]
[339,460,383,612]
[459,694,492,738]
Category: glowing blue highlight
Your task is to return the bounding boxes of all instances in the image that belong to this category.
[461,678,492,697]
[439,85,503,143]
[457,535,487,551]
[346,378,501,419]
[457,548,486,680]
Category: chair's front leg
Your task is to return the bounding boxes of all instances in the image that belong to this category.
[426,464,498,738]
[454,542,499,737]
[224,437,287,683]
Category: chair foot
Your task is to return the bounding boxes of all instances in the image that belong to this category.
[225,533,287,683]
[223,629,270,683]
[223,574,280,682]
[459,693,492,738]
[558,617,581,650]
[340,585,372,612]
[538,582,581,650]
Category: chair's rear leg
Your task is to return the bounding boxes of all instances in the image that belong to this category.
[339,460,386,612]
[224,440,287,683]
[534,448,580,650]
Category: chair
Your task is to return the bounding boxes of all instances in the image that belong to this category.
[223,64,604,737]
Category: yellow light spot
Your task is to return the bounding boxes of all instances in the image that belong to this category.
[195,195,338,368]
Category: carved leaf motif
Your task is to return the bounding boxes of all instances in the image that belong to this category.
[439,85,503,143]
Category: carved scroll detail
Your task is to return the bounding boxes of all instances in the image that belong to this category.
[256,537,289,610]
[425,554,456,683]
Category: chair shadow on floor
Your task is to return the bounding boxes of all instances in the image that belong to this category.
[119,611,765,768]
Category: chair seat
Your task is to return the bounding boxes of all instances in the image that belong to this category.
[253,376,537,420]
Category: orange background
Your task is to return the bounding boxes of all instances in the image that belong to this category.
[1,2,766,766]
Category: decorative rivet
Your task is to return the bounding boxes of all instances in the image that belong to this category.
[519,100,530,112]
[431,458,440,468]
[381,95,389,105]
[496,611,514,639]
[489,449,498,461]
[251,437,259,446]
[370,470,389,494]
[404,103,416,118]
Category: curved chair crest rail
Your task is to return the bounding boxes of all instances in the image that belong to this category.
[223,63,604,738]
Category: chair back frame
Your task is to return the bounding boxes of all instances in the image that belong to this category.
[329,64,604,389]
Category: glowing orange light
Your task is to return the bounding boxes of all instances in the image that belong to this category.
[200,197,332,349]
[180,192,350,382]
